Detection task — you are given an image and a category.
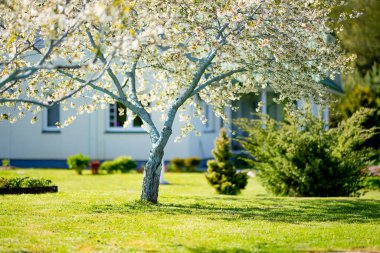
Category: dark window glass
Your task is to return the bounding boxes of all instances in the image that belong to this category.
[47,104,60,127]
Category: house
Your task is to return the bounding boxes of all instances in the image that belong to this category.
[0,79,342,168]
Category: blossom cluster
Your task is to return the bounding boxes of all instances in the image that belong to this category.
[0,0,354,142]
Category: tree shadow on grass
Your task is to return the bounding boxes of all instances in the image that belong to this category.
[88,196,380,224]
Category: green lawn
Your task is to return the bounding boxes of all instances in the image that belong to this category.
[0,169,379,253]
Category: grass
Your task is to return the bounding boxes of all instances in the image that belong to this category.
[0,169,380,253]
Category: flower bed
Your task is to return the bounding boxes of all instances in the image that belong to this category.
[0,177,58,195]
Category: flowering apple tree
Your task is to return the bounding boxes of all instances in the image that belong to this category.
[0,0,354,203]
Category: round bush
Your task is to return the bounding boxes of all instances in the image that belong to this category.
[236,107,378,197]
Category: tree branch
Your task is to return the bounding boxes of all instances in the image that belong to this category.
[0,65,108,108]
[190,68,247,96]
[0,21,82,90]
[86,30,127,101]
[56,70,120,101]
[86,30,160,142]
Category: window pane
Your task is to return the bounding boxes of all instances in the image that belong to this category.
[47,104,60,127]
[116,103,126,127]
[133,116,143,127]
[109,103,143,129]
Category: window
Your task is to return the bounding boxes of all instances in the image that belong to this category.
[107,103,144,132]
[202,103,214,132]
[43,104,60,132]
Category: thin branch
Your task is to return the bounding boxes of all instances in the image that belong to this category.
[0,81,17,95]
[0,65,108,108]
[86,30,160,142]
[0,98,48,107]
[0,21,82,89]
[128,54,141,104]
[190,68,247,96]
[86,29,126,101]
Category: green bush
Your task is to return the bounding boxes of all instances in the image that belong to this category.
[22,177,53,188]
[99,156,137,174]
[235,107,378,197]
[169,158,185,172]
[184,157,201,172]
[2,159,9,167]
[67,153,90,175]
[0,177,53,189]
[113,156,137,173]
[362,176,380,190]
[4,177,25,189]
[169,157,201,172]
[205,128,248,195]
[330,64,380,155]
[231,152,254,170]
[99,161,115,173]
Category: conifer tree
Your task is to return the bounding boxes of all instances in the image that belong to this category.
[205,128,248,195]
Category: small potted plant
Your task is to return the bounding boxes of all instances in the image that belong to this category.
[90,160,100,175]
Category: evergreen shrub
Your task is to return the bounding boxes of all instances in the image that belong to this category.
[235,107,378,197]
[330,64,380,155]
[205,128,248,195]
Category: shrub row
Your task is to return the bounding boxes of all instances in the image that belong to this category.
[169,157,201,172]
[0,177,53,189]
[67,154,137,175]
[99,156,137,174]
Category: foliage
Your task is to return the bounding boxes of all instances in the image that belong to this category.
[331,0,380,70]
[0,177,53,189]
[22,177,53,188]
[330,64,380,164]
[67,153,90,175]
[205,128,248,195]
[99,161,115,174]
[169,157,201,172]
[184,157,201,172]
[236,107,378,197]
[1,159,9,167]
[330,64,380,155]
[169,158,185,172]
[113,156,137,173]
[99,156,137,174]
[231,152,254,170]
[1,177,25,189]
[363,176,380,190]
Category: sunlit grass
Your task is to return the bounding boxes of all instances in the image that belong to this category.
[0,169,379,252]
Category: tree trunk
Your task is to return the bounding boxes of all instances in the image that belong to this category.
[141,147,164,203]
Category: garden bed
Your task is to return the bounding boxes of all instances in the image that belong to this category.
[0,176,57,194]
[0,186,58,195]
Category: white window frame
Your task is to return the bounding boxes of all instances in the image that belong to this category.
[202,102,215,132]
[105,103,145,133]
[43,104,60,132]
